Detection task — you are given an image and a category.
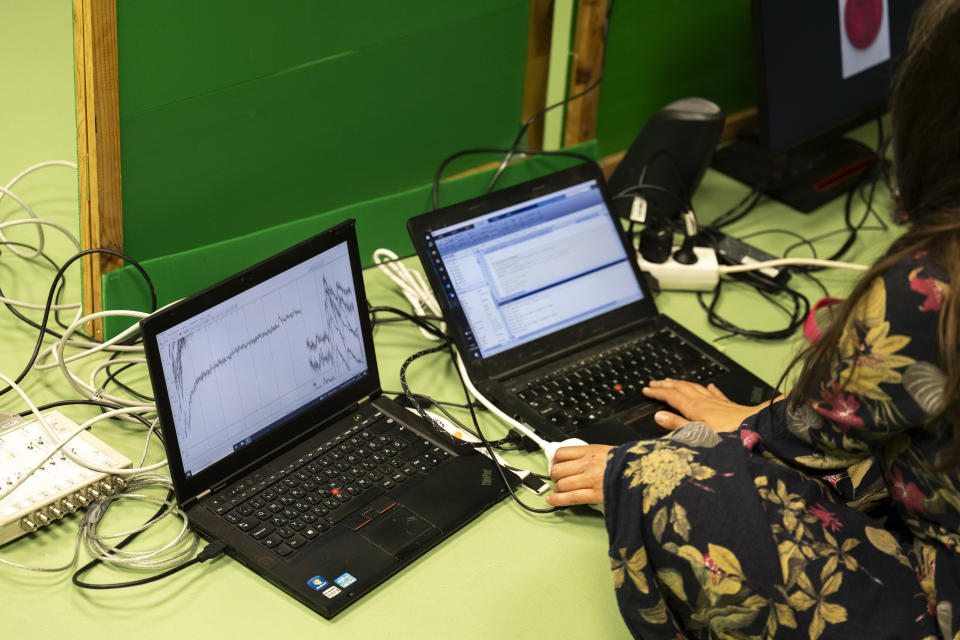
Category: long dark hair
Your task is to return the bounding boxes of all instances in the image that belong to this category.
[785,0,960,464]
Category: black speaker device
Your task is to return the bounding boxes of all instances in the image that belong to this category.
[607,97,727,225]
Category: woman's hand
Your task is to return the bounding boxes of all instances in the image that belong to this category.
[545,444,613,507]
[641,378,763,432]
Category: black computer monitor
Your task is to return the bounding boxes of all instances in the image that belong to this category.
[712,0,923,212]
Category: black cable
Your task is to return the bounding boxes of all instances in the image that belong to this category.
[381,389,480,412]
[98,349,154,402]
[16,398,147,422]
[485,0,617,194]
[710,188,764,229]
[368,305,558,512]
[432,148,602,211]
[447,343,561,514]
[614,182,690,210]
[366,304,449,341]
[0,248,156,399]
[792,118,886,271]
[799,271,831,300]
[371,314,443,326]
[71,488,225,590]
[696,274,810,340]
[388,389,519,449]
[735,228,819,258]
[0,240,91,342]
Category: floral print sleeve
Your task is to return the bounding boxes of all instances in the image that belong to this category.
[601,252,958,639]
[745,252,948,507]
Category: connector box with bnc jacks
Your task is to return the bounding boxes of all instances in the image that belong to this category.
[0,411,132,545]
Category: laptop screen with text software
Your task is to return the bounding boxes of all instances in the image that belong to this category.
[423,179,644,359]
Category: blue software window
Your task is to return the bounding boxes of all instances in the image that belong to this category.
[426,180,643,358]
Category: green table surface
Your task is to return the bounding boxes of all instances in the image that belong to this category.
[0,2,902,637]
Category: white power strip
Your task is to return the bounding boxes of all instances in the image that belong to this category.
[637,246,719,291]
[0,411,132,545]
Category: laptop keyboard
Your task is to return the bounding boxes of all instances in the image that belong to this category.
[509,328,727,433]
[206,410,450,558]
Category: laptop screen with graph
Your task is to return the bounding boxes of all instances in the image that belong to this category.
[152,240,370,480]
[140,221,512,619]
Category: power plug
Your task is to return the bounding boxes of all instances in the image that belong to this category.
[637,246,719,291]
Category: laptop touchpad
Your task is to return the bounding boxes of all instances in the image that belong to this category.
[359,506,441,561]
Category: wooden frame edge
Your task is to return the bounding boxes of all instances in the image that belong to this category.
[74,0,124,340]
[562,0,606,148]
[521,0,554,151]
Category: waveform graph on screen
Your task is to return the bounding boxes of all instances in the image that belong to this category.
[306,275,365,384]
[161,249,367,454]
[169,303,308,438]
[180,307,304,435]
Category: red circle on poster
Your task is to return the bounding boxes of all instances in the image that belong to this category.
[844,0,884,50]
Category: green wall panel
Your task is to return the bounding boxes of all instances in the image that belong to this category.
[595,2,755,157]
[115,1,530,262]
[101,146,596,337]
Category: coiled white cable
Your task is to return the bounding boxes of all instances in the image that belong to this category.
[0,160,78,261]
[373,248,445,340]
[42,309,151,409]
[0,217,83,311]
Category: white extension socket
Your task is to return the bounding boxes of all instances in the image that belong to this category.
[637,246,719,291]
[0,411,132,545]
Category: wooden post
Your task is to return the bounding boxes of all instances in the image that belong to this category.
[73,0,124,340]
[562,0,607,148]
[521,0,555,150]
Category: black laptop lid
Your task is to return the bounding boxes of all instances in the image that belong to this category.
[408,163,658,378]
[141,220,379,506]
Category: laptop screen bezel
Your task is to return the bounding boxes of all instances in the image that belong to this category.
[140,219,380,506]
[407,162,659,379]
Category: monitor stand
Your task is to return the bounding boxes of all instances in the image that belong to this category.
[710,132,876,213]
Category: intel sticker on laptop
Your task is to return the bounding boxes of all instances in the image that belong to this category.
[335,572,357,588]
[307,576,328,591]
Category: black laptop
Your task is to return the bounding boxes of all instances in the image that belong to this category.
[407,163,776,445]
[140,220,507,619]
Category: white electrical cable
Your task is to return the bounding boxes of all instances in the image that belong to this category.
[136,418,162,468]
[0,161,77,260]
[718,257,868,274]
[0,372,157,503]
[0,186,48,259]
[373,248,445,340]
[453,352,547,449]
[38,406,166,474]
[454,351,587,470]
[44,309,151,408]
[0,526,83,572]
[0,217,83,312]
[89,357,148,397]
[0,160,78,205]
[374,249,587,472]
[80,471,199,571]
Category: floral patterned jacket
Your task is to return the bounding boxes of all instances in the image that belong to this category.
[602,251,956,639]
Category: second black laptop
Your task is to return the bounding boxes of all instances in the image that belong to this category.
[407,163,776,445]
